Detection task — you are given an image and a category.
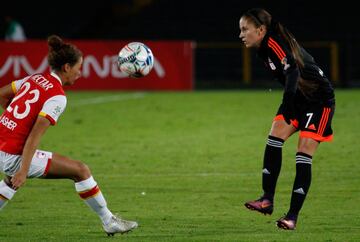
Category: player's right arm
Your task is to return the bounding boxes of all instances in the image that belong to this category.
[0,83,15,109]
[0,77,29,109]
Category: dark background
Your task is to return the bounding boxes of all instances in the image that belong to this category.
[1,0,359,88]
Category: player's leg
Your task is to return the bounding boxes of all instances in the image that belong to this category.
[0,150,92,212]
[265,118,297,198]
[0,175,16,210]
[42,152,91,181]
[44,152,138,235]
[277,137,318,230]
[245,116,297,215]
[44,153,112,222]
[0,152,26,210]
[277,104,334,230]
[290,137,319,214]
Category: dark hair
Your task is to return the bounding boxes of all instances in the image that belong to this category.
[243,8,304,68]
[47,35,82,71]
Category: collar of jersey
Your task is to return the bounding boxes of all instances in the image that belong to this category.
[50,72,63,85]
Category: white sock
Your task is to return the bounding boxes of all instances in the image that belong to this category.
[75,176,113,224]
[0,180,16,210]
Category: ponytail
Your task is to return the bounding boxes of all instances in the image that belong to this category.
[243,8,304,68]
[271,20,304,68]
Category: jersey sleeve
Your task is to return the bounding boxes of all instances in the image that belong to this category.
[11,76,31,94]
[39,95,67,125]
[267,37,299,95]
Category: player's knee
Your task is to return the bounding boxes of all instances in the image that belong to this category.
[297,142,318,155]
[75,161,91,180]
[270,121,295,140]
[269,131,289,141]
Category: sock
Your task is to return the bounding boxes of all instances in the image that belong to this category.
[0,180,16,210]
[288,152,312,216]
[75,176,113,224]
[262,135,284,201]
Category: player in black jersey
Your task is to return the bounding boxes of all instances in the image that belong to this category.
[239,8,335,230]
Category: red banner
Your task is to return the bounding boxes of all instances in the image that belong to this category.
[0,40,194,90]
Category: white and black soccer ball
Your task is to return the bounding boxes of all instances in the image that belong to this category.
[118,42,154,78]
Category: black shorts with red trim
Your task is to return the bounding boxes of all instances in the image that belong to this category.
[274,102,335,142]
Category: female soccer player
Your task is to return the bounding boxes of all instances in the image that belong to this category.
[0,35,137,236]
[239,8,335,230]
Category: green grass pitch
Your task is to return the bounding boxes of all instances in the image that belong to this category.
[0,89,359,241]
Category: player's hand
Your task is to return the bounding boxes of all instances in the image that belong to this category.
[282,104,295,125]
[282,92,295,125]
[11,170,27,190]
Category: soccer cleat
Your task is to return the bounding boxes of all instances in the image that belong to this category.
[102,215,138,236]
[244,197,273,215]
[276,214,297,230]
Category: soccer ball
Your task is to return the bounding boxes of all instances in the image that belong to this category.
[117,42,154,78]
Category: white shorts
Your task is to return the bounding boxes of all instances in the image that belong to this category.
[0,150,52,178]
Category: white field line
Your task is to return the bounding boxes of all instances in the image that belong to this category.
[70,92,146,107]
[106,172,258,178]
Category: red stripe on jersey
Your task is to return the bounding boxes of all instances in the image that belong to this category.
[42,158,52,177]
[268,42,285,60]
[317,108,326,135]
[268,37,286,60]
[269,37,286,56]
[39,112,56,125]
[318,108,331,136]
[320,108,331,135]
[79,185,100,199]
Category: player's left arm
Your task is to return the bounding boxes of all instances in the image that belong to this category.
[267,36,300,123]
[11,116,51,189]
[11,94,66,189]
[267,36,299,95]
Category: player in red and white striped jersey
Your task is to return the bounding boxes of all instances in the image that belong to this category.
[0,35,137,236]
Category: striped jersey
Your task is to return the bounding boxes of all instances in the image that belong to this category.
[0,72,66,154]
[257,30,335,104]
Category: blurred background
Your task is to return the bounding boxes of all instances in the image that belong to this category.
[0,0,358,89]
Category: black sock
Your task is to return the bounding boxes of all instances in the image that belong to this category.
[262,135,284,201]
[288,152,312,216]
